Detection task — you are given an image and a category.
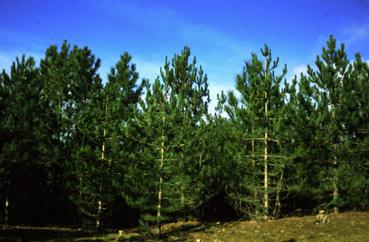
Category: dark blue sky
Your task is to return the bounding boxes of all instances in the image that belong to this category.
[1,0,369,111]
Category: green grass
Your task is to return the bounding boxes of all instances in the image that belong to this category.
[1,212,369,241]
[151,211,369,242]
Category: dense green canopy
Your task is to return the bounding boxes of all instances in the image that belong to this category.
[0,36,368,234]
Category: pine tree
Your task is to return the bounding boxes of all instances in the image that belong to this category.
[66,51,145,230]
[40,42,77,223]
[41,42,106,227]
[57,45,105,229]
[338,53,369,209]
[224,45,290,219]
[0,56,55,224]
[0,64,8,224]
[197,95,242,219]
[124,47,209,237]
[284,74,320,212]
[101,52,144,227]
[305,35,350,212]
[124,78,182,236]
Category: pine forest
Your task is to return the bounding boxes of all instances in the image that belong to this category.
[1,35,369,238]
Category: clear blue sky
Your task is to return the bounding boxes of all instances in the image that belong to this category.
[1,0,369,111]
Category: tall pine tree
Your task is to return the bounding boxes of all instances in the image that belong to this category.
[123,47,209,237]
[224,45,291,219]
[305,35,350,212]
[0,56,55,224]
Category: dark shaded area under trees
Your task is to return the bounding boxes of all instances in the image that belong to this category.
[0,36,368,236]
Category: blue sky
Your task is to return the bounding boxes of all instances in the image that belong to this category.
[1,0,369,111]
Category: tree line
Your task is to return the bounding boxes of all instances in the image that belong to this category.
[0,36,368,234]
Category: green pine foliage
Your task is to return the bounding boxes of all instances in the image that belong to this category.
[63,46,111,229]
[282,74,319,213]
[338,53,369,209]
[0,36,369,231]
[123,47,210,236]
[103,52,145,225]
[223,45,292,219]
[40,42,79,224]
[0,56,56,224]
[289,36,369,212]
[303,36,351,212]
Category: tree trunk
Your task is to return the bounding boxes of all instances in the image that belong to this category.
[264,91,269,219]
[96,99,108,229]
[332,106,339,213]
[96,126,106,229]
[96,199,102,229]
[273,166,284,217]
[251,125,258,216]
[5,196,9,225]
[332,145,339,213]
[157,114,165,237]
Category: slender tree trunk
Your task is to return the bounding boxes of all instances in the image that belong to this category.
[157,114,165,237]
[251,125,258,215]
[5,195,9,225]
[180,153,185,208]
[263,91,269,219]
[332,144,339,213]
[96,129,106,229]
[332,106,339,213]
[96,127,106,229]
[273,166,284,217]
[96,199,102,229]
[96,99,108,229]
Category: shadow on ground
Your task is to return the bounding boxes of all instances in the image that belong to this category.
[0,226,113,242]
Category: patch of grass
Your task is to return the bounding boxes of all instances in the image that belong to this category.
[153,212,369,241]
[125,211,369,241]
